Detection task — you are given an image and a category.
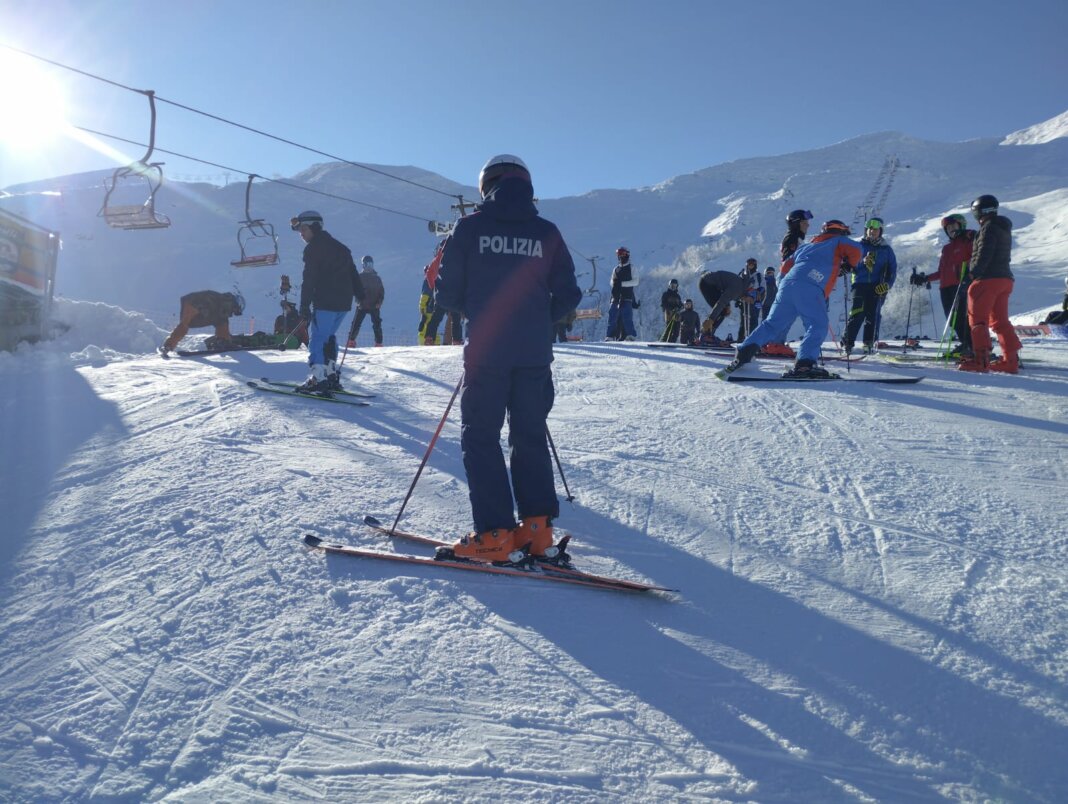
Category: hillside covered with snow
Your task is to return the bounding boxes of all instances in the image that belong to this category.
[1,300,1066,801]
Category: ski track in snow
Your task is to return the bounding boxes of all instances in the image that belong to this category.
[1,337,1067,802]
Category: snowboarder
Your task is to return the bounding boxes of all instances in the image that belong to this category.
[434,154,582,563]
[697,270,745,339]
[660,278,683,342]
[959,195,1022,373]
[349,255,384,347]
[678,299,701,345]
[292,210,365,391]
[911,213,974,356]
[161,290,244,354]
[606,247,638,340]
[722,220,863,378]
[842,217,897,354]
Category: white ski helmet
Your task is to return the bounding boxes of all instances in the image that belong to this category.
[290,210,323,231]
[478,154,530,198]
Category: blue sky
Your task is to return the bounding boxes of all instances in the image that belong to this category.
[1,0,1066,208]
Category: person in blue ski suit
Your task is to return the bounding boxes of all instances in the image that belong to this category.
[722,220,863,378]
[434,154,582,563]
[842,217,897,353]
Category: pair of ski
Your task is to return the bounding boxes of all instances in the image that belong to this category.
[302,515,675,594]
[714,367,922,383]
[247,377,374,406]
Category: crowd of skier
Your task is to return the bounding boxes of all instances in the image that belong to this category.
[155,151,1047,567]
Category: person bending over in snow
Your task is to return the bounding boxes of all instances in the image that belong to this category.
[722,220,863,379]
[161,290,244,354]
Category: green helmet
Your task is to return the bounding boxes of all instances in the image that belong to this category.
[940,213,967,237]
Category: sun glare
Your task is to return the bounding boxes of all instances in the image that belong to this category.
[0,51,70,150]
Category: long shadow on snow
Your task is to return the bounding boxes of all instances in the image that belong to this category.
[490,507,1067,802]
[0,364,126,579]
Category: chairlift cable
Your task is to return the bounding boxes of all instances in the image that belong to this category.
[75,125,434,223]
[1,42,463,202]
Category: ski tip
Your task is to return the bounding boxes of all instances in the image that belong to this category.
[303,534,323,547]
[246,381,259,389]
[363,514,383,528]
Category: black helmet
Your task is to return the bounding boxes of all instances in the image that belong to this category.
[971,194,999,219]
[787,209,813,224]
[668,278,678,287]
[821,220,851,236]
[478,154,531,198]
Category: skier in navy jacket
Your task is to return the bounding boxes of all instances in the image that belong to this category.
[843,217,897,353]
[435,155,582,563]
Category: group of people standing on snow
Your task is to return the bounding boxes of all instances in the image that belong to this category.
[159,166,1028,571]
[718,194,1021,377]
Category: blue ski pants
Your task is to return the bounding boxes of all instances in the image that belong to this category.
[308,309,348,366]
[460,364,558,533]
[739,279,828,363]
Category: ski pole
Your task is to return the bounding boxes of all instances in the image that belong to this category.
[338,314,361,369]
[546,425,574,503]
[389,372,464,535]
[927,282,938,339]
[937,282,965,359]
[902,268,918,354]
[278,316,308,351]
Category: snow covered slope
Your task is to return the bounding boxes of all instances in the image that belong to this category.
[1,304,1066,801]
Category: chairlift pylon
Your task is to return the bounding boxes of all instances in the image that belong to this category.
[231,174,279,268]
[99,90,171,230]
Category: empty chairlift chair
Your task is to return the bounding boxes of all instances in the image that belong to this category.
[231,174,279,268]
[99,90,171,230]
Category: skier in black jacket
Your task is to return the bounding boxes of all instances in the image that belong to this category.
[660,279,683,341]
[292,210,364,391]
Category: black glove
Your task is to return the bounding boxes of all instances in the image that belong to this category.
[632,299,641,309]
[909,272,927,287]
[875,283,890,297]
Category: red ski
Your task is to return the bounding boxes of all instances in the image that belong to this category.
[303,535,673,594]
[360,515,675,593]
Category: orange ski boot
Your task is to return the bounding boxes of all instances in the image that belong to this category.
[989,351,1019,374]
[958,350,990,373]
[439,527,521,563]
[514,516,555,557]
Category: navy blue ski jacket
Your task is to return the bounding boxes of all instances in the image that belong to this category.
[436,177,581,368]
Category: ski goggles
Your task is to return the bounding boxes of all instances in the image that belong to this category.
[865,217,884,230]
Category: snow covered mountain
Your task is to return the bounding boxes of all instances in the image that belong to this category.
[3,110,1067,343]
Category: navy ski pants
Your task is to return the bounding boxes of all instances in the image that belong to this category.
[460,364,558,533]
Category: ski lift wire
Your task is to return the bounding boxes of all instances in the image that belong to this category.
[1,42,463,202]
[75,125,435,223]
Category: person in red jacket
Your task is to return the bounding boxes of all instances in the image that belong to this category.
[958,195,1022,373]
[912,213,974,356]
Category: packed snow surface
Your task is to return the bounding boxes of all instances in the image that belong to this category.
[1,301,1066,801]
